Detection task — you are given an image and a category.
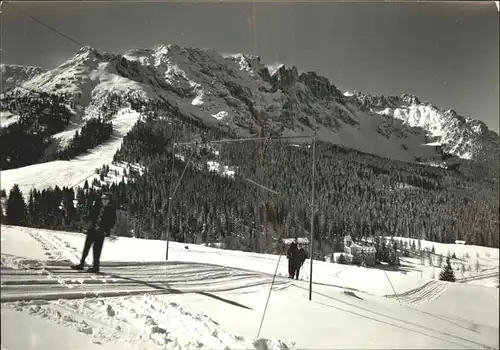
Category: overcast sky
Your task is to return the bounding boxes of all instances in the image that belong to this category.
[2,1,498,132]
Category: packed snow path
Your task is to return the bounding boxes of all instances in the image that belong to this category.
[1,226,290,303]
[0,261,291,303]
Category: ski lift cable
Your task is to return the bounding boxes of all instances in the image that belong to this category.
[164,145,199,260]
[257,252,283,340]
[7,2,85,48]
[176,134,315,207]
[67,171,103,191]
[173,134,315,147]
[168,146,198,201]
[233,137,286,340]
[275,136,314,208]
[3,3,103,192]
[244,178,280,196]
[242,177,270,210]
[2,3,88,130]
[383,270,402,306]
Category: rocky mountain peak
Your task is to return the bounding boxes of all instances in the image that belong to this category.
[271,65,299,91]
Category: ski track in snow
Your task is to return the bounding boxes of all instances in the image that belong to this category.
[25,227,82,264]
[1,227,293,303]
[1,228,297,349]
[385,280,448,305]
[0,261,292,303]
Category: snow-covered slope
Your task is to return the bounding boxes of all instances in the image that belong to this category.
[1,225,499,349]
[5,45,498,167]
[1,63,46,91]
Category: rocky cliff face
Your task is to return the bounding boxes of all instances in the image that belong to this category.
[3,44,498,171]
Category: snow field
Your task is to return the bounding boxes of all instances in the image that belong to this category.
[1,225,498,350]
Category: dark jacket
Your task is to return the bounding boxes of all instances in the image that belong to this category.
[96,203,117,235]
[297,248,307,266]
[287,242,299,262]
[83,199,101,231]
[84,200,117,236]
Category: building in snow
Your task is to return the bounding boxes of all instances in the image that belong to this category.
[343,235,377,267]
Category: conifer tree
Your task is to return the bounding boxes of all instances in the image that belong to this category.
[6,184,27,225]
[439,256,456,282]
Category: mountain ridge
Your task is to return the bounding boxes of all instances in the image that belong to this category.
[2,44,498,170]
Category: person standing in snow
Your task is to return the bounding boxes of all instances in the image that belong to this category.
[287,238,299,279]
[71,192,117,273]
[294,244,308,280]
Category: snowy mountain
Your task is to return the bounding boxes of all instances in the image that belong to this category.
[1,63,47,91]
[347,91,499,164]
[3,45,498,168]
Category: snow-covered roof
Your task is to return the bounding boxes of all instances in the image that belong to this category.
[361,246,377,253]
[349,243,377,253]
[282,237,310,245]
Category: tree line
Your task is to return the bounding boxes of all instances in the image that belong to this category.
[2,182,98,230]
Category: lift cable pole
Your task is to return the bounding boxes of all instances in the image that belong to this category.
[165,143,197,261]
[309,134,316,301]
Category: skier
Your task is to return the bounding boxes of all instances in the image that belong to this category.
[71,192,117,273]
[294,244,308,280]
[287,237,299,279]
